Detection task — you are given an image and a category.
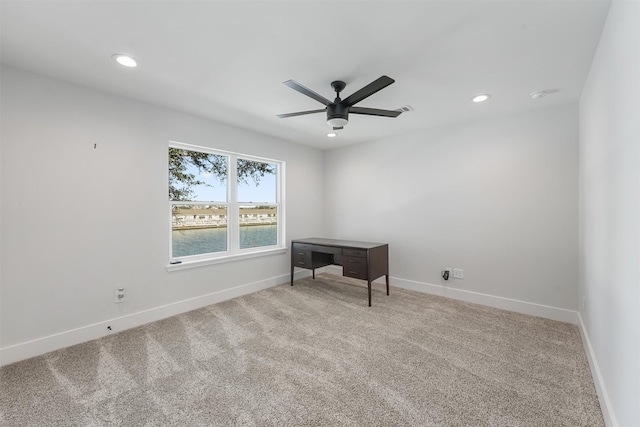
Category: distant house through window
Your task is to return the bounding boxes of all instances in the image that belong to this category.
[169,142,284,263]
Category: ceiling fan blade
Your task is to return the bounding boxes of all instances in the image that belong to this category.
[342,76,395,107]
[283,80,332,106]
[349,106,402,117]
[277,109,326,118]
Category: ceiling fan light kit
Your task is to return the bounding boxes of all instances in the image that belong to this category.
[327,117,348,127]
[278,76,402,130]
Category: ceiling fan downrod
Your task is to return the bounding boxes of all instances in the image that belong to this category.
[328,80,348,127]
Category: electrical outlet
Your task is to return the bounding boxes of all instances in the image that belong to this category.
[115,287,125,303]
[453,268,464,279]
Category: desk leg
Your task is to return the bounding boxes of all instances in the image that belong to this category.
[386,275,389,295]
[312,269,315,279]
[290,246,294,286]
[368,281,372,307]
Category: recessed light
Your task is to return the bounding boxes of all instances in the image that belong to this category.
[327,132,337,138]
[112,54,138,68]
[471,94,491,103]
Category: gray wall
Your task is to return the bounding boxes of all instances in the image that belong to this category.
[0,66,325,361]
[324,105,579,310]
[579,1,640,425]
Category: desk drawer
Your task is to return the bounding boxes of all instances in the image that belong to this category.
[293,249,312,268]
[343,256,368,280]
[343,248,366,258]
[293,243,342,255]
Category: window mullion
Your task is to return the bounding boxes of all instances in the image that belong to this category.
[228,155,239,253]
[277,163,283,247]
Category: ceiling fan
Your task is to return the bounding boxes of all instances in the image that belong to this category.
[277,75,402,130]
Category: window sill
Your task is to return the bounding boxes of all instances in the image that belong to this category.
[165,246,288,272]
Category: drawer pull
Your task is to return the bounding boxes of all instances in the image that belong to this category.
[348,270,358,274]
[298,261,305,265]
[348,259,359,263]
[298,252,305,255]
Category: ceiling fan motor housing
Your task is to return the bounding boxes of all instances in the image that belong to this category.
[327,103,349,124]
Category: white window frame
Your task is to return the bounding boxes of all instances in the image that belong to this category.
[167,141,286,271]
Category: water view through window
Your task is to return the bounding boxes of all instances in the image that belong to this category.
[172,225,277,257]
[239,206,277,249]
[171,204,278,257]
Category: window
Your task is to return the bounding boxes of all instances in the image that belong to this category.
[168,142,285,265]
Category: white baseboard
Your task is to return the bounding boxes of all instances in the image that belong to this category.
[0,268,578,366]
[577,313,618,427]
[323,266,578,324]
[0,270,310,367]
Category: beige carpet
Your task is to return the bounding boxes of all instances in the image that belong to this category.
[0,274,603,426]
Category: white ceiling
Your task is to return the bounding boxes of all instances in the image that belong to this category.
[0,0,611,149]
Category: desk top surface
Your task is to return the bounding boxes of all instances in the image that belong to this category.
[292,237,387,250]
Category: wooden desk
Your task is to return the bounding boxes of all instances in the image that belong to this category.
[290,238,389,306]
